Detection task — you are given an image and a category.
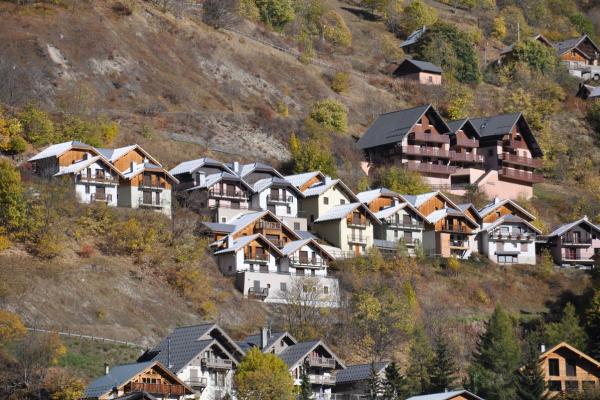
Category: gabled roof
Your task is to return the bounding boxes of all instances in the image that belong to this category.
[400,26,426,48]
[28,141,97,162]
[470,113,543,157]
[478,198,535,221]
[280,238,335,262]
[239,331,298,353]
[539,341,600,369]
[447,119,480,138]
[284,171,326,189]
[314,202,381,225]
[213,233,284,257]
[252,176,303,197]
[143,324,245,374]
[225,210,301,240]
[169,157,233,176]
[277,340,345,370]
[374,202,427,222]
[407,390,485,400]
[457,203,481,219]
[84,361,190,399]
[184,171,253,192]
[356,187,401,205]
[396,59,442,74]
[403,190,461,212]
[357,104,450,150]
[547,216,600,238]
[580,84,600,99]
[232,162,284,179]
[121,162,179,184]
[482,214,542,234]
[554,34,600,58]
[54,155,125,179]
[335,362,389,384]
[426,208,478,228]
[99,144,162,167]
[112,393,159,400]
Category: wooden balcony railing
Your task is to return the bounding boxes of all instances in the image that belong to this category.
[348,235,368,244]
[309,374,336,385]
[562,235,592,245]
[185,378,208,388]
[267,194,293,204]
[404,162,457,175]
[91,193,112,202]
[401,145,451,158]
[244,253,270,263]
[139,198,165,208]
[449,239,469,248]
[499,153,543,168]
[491,232,534,241]
[346,218,367,228]
[78,175,117,184]
[451,152,484,164]
[209,188,248,200]
[248,287,269,299]
[201,357,233,369]
[140,180,166,190]
[411,131,450,144]
[308,356,337,368]
[128,382,187,396]
[499,168,544,183]
[255,220,282,230]
[290,256,325,268]
[442,224,470,233]
[454,136,479,148]
[386,220,423,230]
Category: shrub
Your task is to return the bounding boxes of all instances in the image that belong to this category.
[330,71,351,93]
[374,166,430,194]
[499,6,531,44]
[361,0,394,14]
[34,230,65,259]
[276,101,289,117]
[307,99,348,133]
[297,31,315,64]
[0,309,26,343]
[321,11,352,49]
[0,235,10,252]
[586,100,600,133]
[509,39,559,74]
[239,0,260,20]
[444,83,474,120]
[399,0,438,36]
[255,0,295,30]
[18,103,55,146]
[289,132,337,176]
[445,257,460,275]
[77,243,96,258]
[202,0,238,28]
[491,16,506,40]
[0,159,26,232]
[380,34,404,63]
[112,1,133,16]
[235,348,296,400]
[7,135,27,154]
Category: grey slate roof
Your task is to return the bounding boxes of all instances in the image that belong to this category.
[84,361,155,398]
[402,59,442,73]
[335,362,389,384]
[295,230,318,240]
[201,222,236,233]
[407,390,484,400]
[239,331,294,353]
[553,35,600,57]
[113,392,159,400]
[278,340,321,368]
[469,113,522,138]
[401,26,426,48]
[357,105,437,150]
[547,216,600,238]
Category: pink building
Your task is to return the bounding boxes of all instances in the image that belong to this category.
[393,59,442,86]
[543,216,600,267]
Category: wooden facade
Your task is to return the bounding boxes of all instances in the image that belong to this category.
[539,342,600,395]
[482,203,530,224]
[57,149,95,167]
[232,213,299,248]
[367,196,396,213]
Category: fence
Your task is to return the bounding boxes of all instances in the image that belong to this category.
[26,327,145,349]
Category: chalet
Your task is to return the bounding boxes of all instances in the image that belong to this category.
[83,361,193,400]
[137,323,245,400]
[554,34,600,78]
[357,104,459,188]
[469,113,544,200]
[577,84,600,100]
[169,157,234,191]
[400,26,427,53]
[249,176,306,230]
[357,188,427,255]
[407,390,485,400]
[543,216,600,267]
[404,191,479,258]
[538,342,600,394]
[393,59,442,85]
[445,119,485,193]
[333,362,390,398]
[227,161,283,185]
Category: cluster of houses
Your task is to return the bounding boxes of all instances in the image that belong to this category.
[82,323,600,400]
[26,102,600,305]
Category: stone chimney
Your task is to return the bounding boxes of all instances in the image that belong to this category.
[260,326,269,349]
[541,344,546,353]
[493,197,501,204]
[104,363,110,375]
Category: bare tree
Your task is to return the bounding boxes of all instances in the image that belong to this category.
[202,0,240,28]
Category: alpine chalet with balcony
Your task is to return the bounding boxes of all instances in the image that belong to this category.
[541,216,600,267]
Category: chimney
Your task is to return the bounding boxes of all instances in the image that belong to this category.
[260,326,269,349]
[233,161,240,173]
[583,215,588,221]
[130,161,136,173]
[541,344,546,353]
[195,171,206,187]
[227,235,233,247]
[104,363,110,375]
[494,197,501,204]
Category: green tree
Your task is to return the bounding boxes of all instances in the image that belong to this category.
[234,347,296,400]
[429,330,458,392]
[382,362,407,400]
[308,99,348,133]
[516,340,547,400]
[468,305,521,400]
[584,289,600,358]
[18,103,55,146]
[361,0,393,15]
[298,360,312,400]
[0,159,26,232]
[289,132,337,176]
[255,0,295,29]
[321,11,352,48]
[544,303,588,350]
[510,39,559,74]
[406,324,434,395]
[445,83,474,120]
[375,166,430,195]
[400,0,438,36]
[569,13,594,36]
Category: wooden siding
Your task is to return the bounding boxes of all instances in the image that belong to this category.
[542,347,600,393]
[232,214,297,245]
[434,216,473,233]
[113,148,147,172]
[130,171,172,190]
[463,208,479,223]
[415,194,447,216]
[561,50,587,63]
[300,175,324,192]
[482,204,527,223]
[368,196,395,212]
[508,124,529,151]
[57,149,92,167]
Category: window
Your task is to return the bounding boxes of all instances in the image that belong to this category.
[548,381,562,392]
[221,217,226,223]
[324,286,329,294]
[260,265,268,273]
[394,230,399,239]
[340,199,346,205]
[497,242,504,252]
[496,211,501,217]
[85,185,90,194]
[310,215,314,222]
[488,149,494,156]
[549,359,560,376]
[280,282,287,292]
[286,205,291,214]
[566,359,576,376]
[566,381,579,392]
[404,231,413,243]
[228,266,233,272]
[294,222,301,230]
[521,243,528,252]
[323,197,329,205]
[428,75,433,82]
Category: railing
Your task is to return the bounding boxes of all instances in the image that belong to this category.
[562,235,593,245]
[499,168,544,183]
[185,378,208,388]
[91,193,112,202]
[401,145,451,158]
[442,224,470,233]
[208,203,256,210]
[290,256,325,268]
[248,287,269,299]
[267,194,293,204]
[267,238,285,248]
[256,220,282,230]
[386,220,423,230]
[348,235,368,244]
[139,198,165,208]
[454,136,479,148]
[78,175,117,184]
[209,188,248,199]
[244,253,270,263]
[411,131,450,144]
[404,162,457,175]
[128,382,187,396]
[309,374,336,385]
[499,153,543,168]
[451,152,484,163]
[201,357,234,369]
[492,232,534,241]
[139,180,166,190]
[308,356,337,368]
[449,240,469,248]
[346,218,367,228]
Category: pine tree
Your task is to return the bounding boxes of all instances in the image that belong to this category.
[516,340,547,400]
[544,303,588,350]
[406,325,434,395]
[367,362,383,400]
[584,289,600,359]
[299,360,312,400]
[429,330,458,392]
[382,362,407,400]
[468,305,521,400]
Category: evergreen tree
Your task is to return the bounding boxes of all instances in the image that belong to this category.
[429,330,458,392]
[468,305,521,400]
[544,303,588,350]
[299,360,312,400]
[367,362,383,400]
[382,362,407,400]
[516,340,547,400]
[584,289,600,359]
[406,325,434,395]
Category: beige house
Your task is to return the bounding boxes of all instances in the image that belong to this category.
[393,59,442,85]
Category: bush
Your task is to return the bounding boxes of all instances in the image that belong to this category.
[321,11,352,49]
[399,0,437,36]
[444,83,474,120]
[307,99,348,133]
[509,39,559,74]
[77,243,96,258]
[202,0,238,28]
[330,71,351,93]
[18,103,55,146]
[7,135,27,154]
[0,159,26,232]
[380,34,404,63]
[289,132,337,176]
[0,235,10,253]
[587,100,600,133]
[255,0,295,29]
[374,166,430,194]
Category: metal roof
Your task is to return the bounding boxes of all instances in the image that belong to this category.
[314,203,363,223]
[400,26,426,48]
[356,188,400,204]
[335,362,389,384]
[407,390,484,400]
[482,214,541,234]
[277,340,345,370]
[547,216,600,238]
[469,113,522,138]
[478,198,535,221]
[284,171,325,188]
[29,141,95,162]
[400,59,442,73]
[169,157,232,176]
[84,361,155,398]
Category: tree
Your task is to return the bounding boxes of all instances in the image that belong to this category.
[429,330,458,392]
[0,159,26,232]
[367,362,383,399]
[382,362,407,400]
[289,132,337,177]
[361,0,393,15]
[468,305,521,400]
[584,289,600,359]
[444,83,474,120]
[587,100,600,133]
[18,103,55,146]
[544,303,588,350]
[375,166,430,195]
[516,340,547,400]
[0,310,26,343]
[510,39,559,74]
[406,325,434,395]
[307,99,348,133]
[399,0,438,36]
[202,0,239,28]
[254,0,295,30]
[234,347,295,400]
[298,360,312,400]
[321,11,352,48]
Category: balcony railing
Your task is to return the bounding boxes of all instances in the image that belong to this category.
[411,131,450,144]
[267,238,285,248]
[267,194,293,204]
[309,374,336,385]
[499,168,544,183]
[386,220,423,230]
[209,188,248,200]
[454,136,479,148]
[201,357,233,369]
[128,382,187,396]
[499,153,543,168]
[401,145,451,158]
[442,224,470,233]
[451,152,484,164]
[308,356,337,368]
[91,193,112,203]
[449,240,469,248]
[348,235,368,244]
[78,175,117,184]
[255,220,282,230]
[248,287,269,299]
[491,232,534,241]
[346,218,368,228]
[139,198,165,208]
[562,235,593,245]
[404,162,457,175]
[290,256,325,268]
[244,253,270,263]
[185,378,208,389]
[140,180,166,190]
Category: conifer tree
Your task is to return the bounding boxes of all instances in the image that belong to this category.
[516,340,547,400]
[544,303,588,350]
[584,289,600,358]
[298,360,312,400]
[406,325,434,395]
[382,362,407,400]
[367,362,383,400]
[429,330,458,392]
[468,305,521,400]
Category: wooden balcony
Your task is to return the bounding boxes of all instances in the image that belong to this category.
[346,218,368,228]
[348,235,368,244]
[209,188,248,200]
[185,378,208,389]
[499,153,543,168]
[454,136,479,148]
[78,174,118,185]
[248,287,269,299]
[401,145,451,159]
[442,224,470,233]
[255,220,282,230]
[562,235,592,246]
[290,256,325,268]
[91,193,112,203]
[491,232,535,242]
[404,162,457,175]
[127,382,187,396]
[411,131,450,144]
[267,194,293,204]
[308,356,337,368]
[244,253,270,263]
[451,152,484,164]
[499,168,544,183]
[201,357,233,370]
[386,220,423,230]
[139,198,165,208]
[140,180,166,190]
[449,239,469,248]
[309,374,336,385]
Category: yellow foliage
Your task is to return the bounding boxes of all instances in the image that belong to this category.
[0,235,10,252]
[330,71,351,93]
[321,11,352,48]
[380,34,405,63]
[51,379,85,400]
[0,309,26,343]
[492,16,506,40]
[446,257,461,274]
